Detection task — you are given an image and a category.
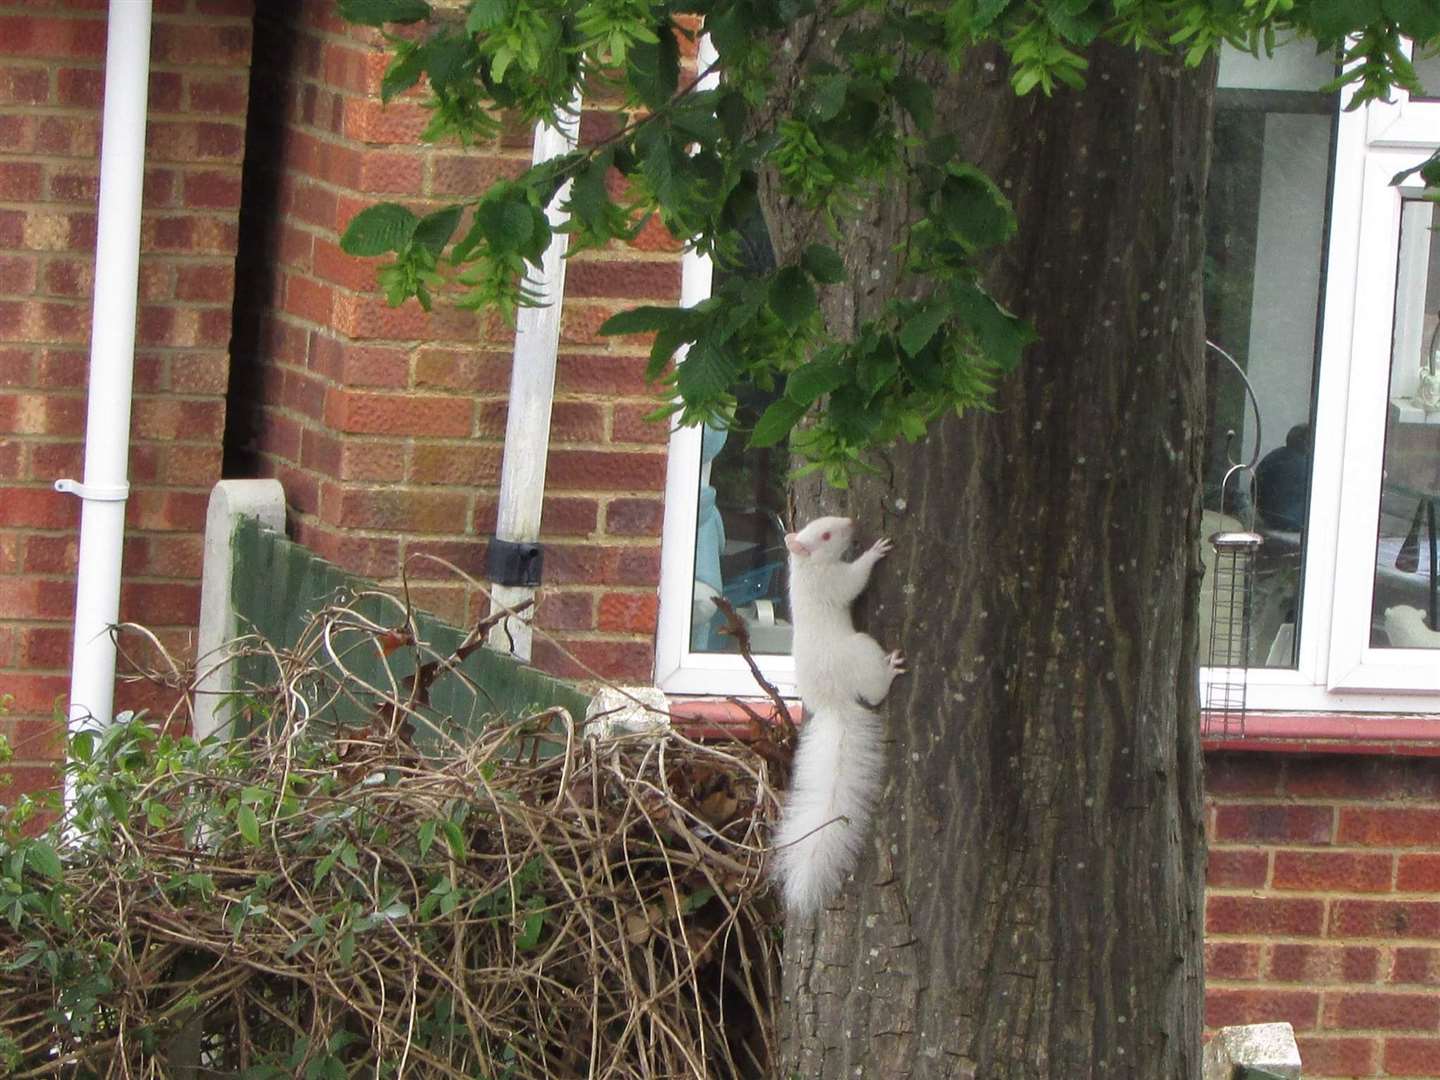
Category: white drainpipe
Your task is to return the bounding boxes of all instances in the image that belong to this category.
[486,98,582,661]
[55,0,153,736]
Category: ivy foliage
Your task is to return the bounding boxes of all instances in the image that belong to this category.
[339,0,1440,484]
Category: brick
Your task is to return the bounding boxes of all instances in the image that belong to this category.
[1268,944,1379,984]
[118,582,200,625]
[1292,1037,1378,1078]
[338,441,406,483]
[1399,854,1440,892]
[1338,807,1440,847]
[341,97,430,143]
[1203,849,1267,889]
[0,254,37,295]
[604,495,665,538]
[0,65,50,105]
[48,166,98,201]
[430,153,528,196]
[555,353,652,395]
[478,400,605,442]
[1204,988,1320,1032]
[546,449,667,492]
[313,238,388,293]
[1212,803,1333,844]
[0,486,78,528]
[1204,941,1261,980]
[402,538,488,579]
[175,263,236,303]
[611,402,672,445]
[0,765,61,802]
[0,18,109,60]
[182,169,244,210]
[565,259,683,300]
[0,576,73,621]
[413,348,512,393]
[187,74,249,115]
[0,161,42,201]
[598,592,658,634]
[0,714,66,761]
[1272,851,1393,893]
[531,638,653,683]
[1330,900,1440,939]
[0,675,69,726]
[310,334,408,388]
[151,22,252,67]
[323,485,471,534]
[324,389,471,438]
[539,496,599,535]
[615,547,661,586]
[536,591,595,632]
[1384,1038,1440,1075]
[1324,991,1440,1032]
[1392,947,1440,986]
[405,444,501,486]
[1286,755,1440,800]
[21,534,79,574]
[301,528,400,580]
[1205,894,1325,937]
[284,273,333,324]
[331,291,480,342]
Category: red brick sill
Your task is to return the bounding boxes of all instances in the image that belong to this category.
[667,698,1440,758]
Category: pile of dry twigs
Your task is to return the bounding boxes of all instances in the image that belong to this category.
[0,592,787,1079]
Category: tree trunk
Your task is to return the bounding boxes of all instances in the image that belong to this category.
[772,37,1214,1080]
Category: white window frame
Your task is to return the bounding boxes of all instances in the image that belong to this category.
[1206,54,1440,713]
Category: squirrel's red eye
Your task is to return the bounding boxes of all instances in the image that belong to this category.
[821,531,831,541]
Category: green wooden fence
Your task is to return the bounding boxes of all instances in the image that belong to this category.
[226,516,591,745]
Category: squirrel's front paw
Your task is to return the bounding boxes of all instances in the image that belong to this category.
[886,649,907,675]
[869,537,894,560]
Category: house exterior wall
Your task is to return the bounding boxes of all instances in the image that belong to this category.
[0,4,1436,1077]
[0,0,253,792]
[224,0,679,686]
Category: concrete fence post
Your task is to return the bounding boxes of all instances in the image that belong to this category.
[193,479,286,742]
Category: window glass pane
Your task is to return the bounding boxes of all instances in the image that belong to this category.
[1201,40,1337,669]
[1371,198,1440,648]
[1413,46,1440,101]
[689,220,793,655]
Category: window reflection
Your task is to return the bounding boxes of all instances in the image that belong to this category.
[1200,41,1337,668]
[1371,198,1440,648]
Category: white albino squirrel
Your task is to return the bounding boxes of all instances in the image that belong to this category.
[773,515,905,915]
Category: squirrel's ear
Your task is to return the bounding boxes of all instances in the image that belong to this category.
[784,532,809,557]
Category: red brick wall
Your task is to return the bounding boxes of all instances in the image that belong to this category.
[0,0,252,790]
[226,0,678,684]
[1206,750,1440,1077]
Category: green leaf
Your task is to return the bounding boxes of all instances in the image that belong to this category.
[1384,0,1440,42]
[413,205,463,255]
[466,0,511,32]
[891,74,934,132]
[25,841,62,883]
[340,203,418,257]
[939,165,1015,250]
[628,32,680,109]
[236,805,260,847]
[475,197,534,253]
[337,0,431,27]
[313,850,339,887]
[750,396,808,448]
[1307,0,1380,39]
[441,820,466,861]
[338,932,355,966]
[418,820,437,859]
[681,886,716,914]
[769,266,817,323]
[599,305,690,336]
[786,360,848,405]
[380,46,425,102]
[899,302,951,357]
[801,244,846,284]
[516,908,544,950]
[951,284,1035,372]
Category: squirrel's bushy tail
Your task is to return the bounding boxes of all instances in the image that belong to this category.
[773,702,885,916]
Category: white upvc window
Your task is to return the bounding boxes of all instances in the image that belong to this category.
[656,38,1440,717]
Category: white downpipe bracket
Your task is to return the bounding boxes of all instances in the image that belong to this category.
[486,94,583,662]
[58,0,153,738]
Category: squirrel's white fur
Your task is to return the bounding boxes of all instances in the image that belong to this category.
[773,516,904,916]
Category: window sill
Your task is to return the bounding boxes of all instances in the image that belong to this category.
[666,699,1440,758]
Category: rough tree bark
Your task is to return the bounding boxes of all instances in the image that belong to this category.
[769,34,1215,1080]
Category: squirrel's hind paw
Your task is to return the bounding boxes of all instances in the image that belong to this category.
[887,649,907,674]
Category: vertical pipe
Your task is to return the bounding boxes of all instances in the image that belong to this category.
[486,98,582,660]
[58,0,153,735]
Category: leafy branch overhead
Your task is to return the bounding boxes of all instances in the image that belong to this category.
[339,0,1440,483]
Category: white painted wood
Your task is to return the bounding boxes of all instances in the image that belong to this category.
[486,95,583,661]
